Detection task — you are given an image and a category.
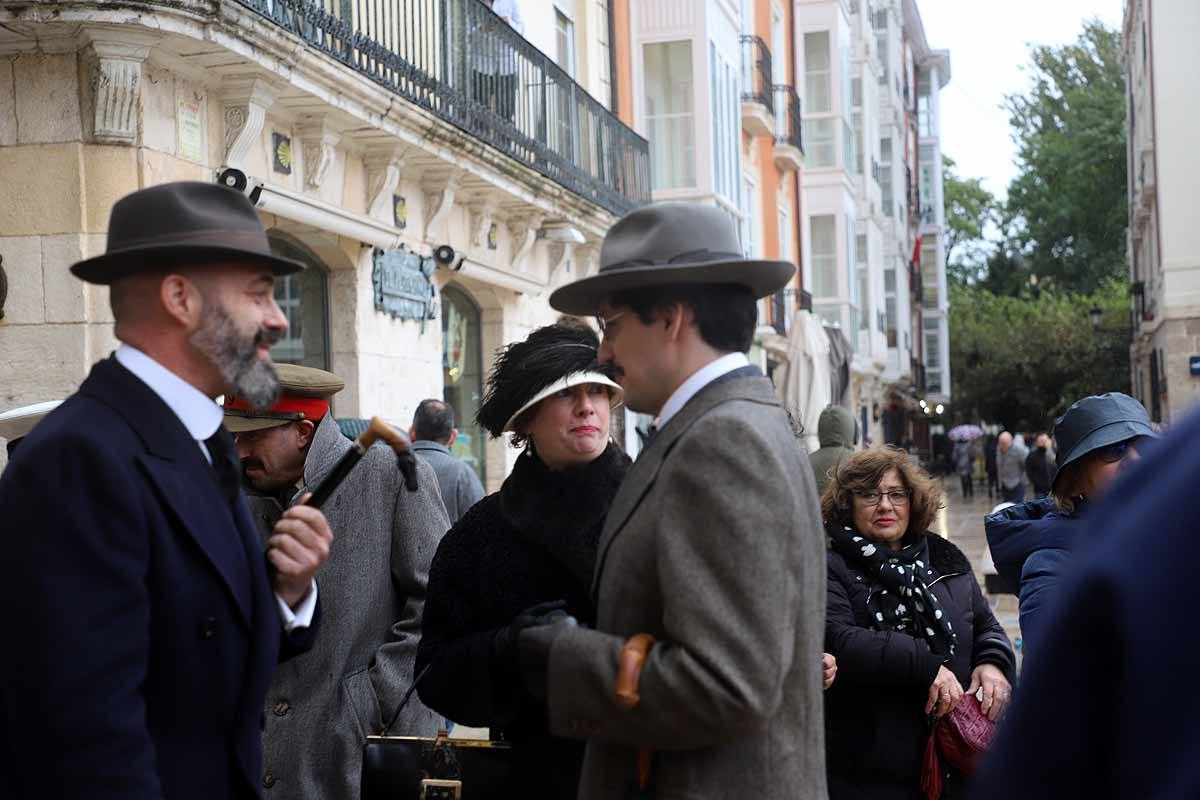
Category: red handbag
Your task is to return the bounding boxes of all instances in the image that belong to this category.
[920,694,997,799]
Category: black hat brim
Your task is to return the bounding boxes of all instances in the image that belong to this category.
[549,258,796,316]
[70,243,305,285]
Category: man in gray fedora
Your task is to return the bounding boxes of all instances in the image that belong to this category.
[518,202,828,798]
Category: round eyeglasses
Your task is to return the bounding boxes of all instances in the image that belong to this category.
[854,489,910,507]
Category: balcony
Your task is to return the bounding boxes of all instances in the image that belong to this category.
[772,85,804,172]
[740,35,775,138]
[231,0,649,216]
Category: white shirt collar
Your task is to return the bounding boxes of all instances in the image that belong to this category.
[114,343,224,444]
[655,352,750,429]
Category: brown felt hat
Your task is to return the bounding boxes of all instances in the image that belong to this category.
[223,364,345,433]
[70,182,304,285]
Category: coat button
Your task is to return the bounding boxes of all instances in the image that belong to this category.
[199,617,217,639]
[273,700,290,717]
[263,771,276,788]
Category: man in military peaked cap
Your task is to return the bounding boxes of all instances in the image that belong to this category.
[0,182,333,800]
[226,364,449,800]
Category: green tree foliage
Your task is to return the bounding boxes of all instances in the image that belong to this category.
[942,156,999,286]
[1002,20,1127,295]
[949,280,1130,430]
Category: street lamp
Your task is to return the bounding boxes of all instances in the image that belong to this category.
[935,404,945,415]
[1089,305,1103,330]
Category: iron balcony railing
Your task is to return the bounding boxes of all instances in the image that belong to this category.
[740,35,775,116]
[235,0,650,216]
[773,84,804,152]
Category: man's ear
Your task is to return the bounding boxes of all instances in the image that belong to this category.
[447,428,458,446]
[295,419,317,449]
[661,302,690,342]
[160,273,204,330]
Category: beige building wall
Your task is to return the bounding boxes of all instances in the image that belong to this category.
[0,6,636,488]
[1126,0,1200,424]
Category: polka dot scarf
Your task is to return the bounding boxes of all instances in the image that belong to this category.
[828,524,958,659]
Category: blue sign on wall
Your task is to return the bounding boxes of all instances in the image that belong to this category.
[372,248,437,330]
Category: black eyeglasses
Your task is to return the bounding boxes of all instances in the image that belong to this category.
[1095,438,1144,463]
[854,489,910,507]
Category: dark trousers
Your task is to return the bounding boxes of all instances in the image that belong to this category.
[960,474,974,497]
[1001,483,1026,504]
[471,71,518,123]
[986,473,998,498]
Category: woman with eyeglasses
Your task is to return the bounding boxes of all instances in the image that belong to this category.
[986,392,1158,659]
[822,447,1015,799]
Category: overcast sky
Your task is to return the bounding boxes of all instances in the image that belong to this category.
[917,0,1124,200]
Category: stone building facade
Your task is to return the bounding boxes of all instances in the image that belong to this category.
[1124,0,1200,425]
[0,0,647,484]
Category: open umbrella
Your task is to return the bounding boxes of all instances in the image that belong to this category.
[948,424,984,442]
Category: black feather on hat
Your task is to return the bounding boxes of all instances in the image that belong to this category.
[477,322,609,438]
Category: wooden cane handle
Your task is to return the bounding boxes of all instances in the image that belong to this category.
[359,416,409,453]
[614,633,656,710]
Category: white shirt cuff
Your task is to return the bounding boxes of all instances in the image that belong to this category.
[275,580,318,632]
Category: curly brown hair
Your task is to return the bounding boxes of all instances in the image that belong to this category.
[820,446,944,535]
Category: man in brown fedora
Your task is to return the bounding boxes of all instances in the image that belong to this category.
[0,182,334,800]
[518,202,829,798]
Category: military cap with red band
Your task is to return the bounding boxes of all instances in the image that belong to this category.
[223,363,345,433]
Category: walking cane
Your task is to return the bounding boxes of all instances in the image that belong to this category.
[615,633,657,793]
[302,417,419,509]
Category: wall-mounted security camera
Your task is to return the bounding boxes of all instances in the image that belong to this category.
[433,244,465,272]
[216,167,262,203]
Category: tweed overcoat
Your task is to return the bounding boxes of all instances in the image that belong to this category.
[248,414,449,800]
[530,369,829,799]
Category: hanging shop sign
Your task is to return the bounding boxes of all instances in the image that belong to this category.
[372,248,437,329]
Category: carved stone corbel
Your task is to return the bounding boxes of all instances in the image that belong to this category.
[575,241,601,278]
[508,213,544,273]
[424,173,461,240]
[364,147,406,224]
[469,201,499,248]
[299,119,341,191]
[222,77,278,171]
[547,241,576,283]
[79,36,153,145]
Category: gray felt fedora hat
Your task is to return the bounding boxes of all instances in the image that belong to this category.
[549,202,796,315]
[70,182,304,285]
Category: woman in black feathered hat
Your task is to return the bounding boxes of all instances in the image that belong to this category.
[415,321,629,799]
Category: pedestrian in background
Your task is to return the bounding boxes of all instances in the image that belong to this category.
[416,322,629,799]
[954,439,974,498]
[971,400,1184,800]
[995,432,1028,504]
[1023,432,1056,498]
[226,364,448,799]
[823,447,1014,799]
[810,404,859,496]
[983,433,999,499]
[0,182,332,799]
[410,399,485,524]
[985,393,1157,657]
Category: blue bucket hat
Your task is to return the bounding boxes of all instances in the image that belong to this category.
[1051,392,1157,490]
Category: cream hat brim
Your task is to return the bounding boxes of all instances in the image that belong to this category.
[0,400,63,441]
[503,371,624,432]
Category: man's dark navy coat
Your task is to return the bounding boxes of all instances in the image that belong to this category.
[971,409,1196,799]
[0,357,316,799]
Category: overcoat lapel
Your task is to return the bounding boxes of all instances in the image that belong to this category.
[80,357,255,629]
[591,368,777,598]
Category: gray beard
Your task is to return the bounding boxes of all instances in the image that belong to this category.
[190,299,281,410]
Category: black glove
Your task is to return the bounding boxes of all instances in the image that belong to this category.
[492,600,575,676]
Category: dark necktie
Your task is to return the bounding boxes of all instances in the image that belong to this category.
[204,426,242,508]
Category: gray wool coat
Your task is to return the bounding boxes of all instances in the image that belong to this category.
[245,414,450,800]
[526,370,829,800]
